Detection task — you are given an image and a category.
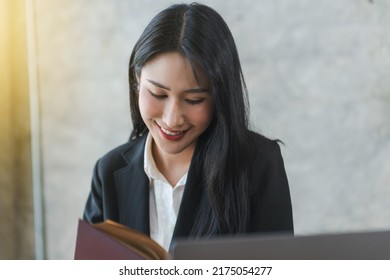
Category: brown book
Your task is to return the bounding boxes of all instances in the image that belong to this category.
[74,219,171,260]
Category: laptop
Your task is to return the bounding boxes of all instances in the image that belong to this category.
[170,230,390,259]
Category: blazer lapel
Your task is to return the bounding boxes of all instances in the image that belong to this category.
[114,135,150,236]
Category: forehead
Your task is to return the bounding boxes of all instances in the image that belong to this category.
[141,52,209,88]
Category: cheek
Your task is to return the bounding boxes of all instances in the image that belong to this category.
[191,103,213,128]
[138,91,160,120]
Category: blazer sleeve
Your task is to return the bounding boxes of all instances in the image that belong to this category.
[249,140,294,234]
[83,159,104,224]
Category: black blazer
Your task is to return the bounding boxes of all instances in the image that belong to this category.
[83,132,294,242]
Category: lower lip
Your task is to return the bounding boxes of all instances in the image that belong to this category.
[157,125,187,141]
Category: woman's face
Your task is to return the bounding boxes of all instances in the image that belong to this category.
[138,51,213,159]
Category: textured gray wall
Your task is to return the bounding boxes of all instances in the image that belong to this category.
[33,0,390,259]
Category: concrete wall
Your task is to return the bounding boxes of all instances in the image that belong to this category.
[31,0,390,259]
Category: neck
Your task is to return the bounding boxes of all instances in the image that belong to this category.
[152,141,194,187]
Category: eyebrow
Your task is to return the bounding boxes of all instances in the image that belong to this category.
[146,79,209,93]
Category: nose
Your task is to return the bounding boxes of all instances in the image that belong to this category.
[162,99,184,129]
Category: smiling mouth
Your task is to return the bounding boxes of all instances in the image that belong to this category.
[160,126,186,136]
[155,122,188,140]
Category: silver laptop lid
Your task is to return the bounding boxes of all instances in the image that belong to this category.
[171,230,390,260]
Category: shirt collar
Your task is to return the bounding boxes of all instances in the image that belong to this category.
[144,133,165,182]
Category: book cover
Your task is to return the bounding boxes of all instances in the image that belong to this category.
[74,219,170,260]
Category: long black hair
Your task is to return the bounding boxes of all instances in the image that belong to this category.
[129,3,252,236]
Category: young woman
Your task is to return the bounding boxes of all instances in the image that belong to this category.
[83,3,293,251]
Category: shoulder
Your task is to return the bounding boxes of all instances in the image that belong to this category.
[247,131,283,160]
[244,131,287,181]
[94,134,147,172]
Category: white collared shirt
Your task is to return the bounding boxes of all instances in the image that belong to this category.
[143,133,186,251]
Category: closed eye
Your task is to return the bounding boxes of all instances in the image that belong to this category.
[185,99,205,105]
[149,90,166,99]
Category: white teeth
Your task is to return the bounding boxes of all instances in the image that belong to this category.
[161,127,184,136]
